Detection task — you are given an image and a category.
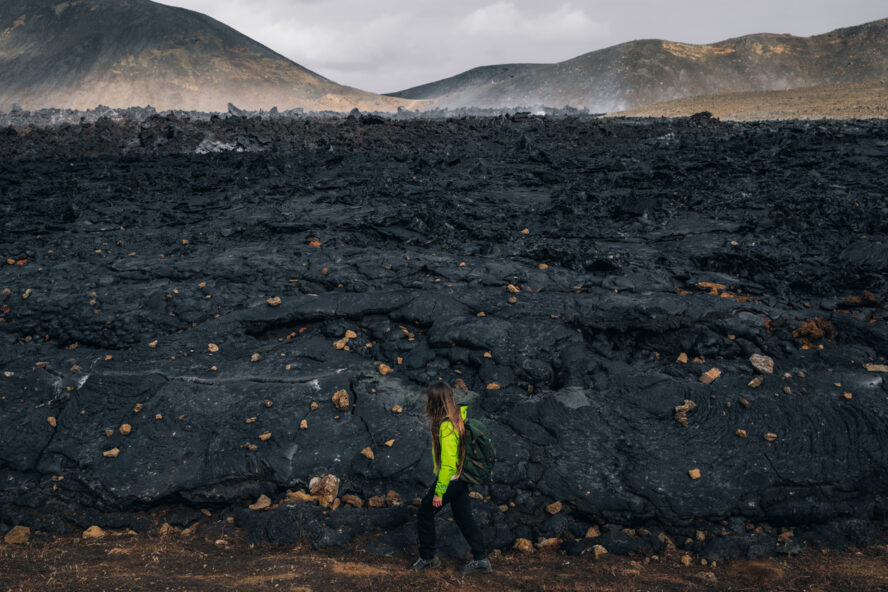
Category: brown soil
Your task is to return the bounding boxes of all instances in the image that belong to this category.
[609,83,888,121]
[2,532,888,591]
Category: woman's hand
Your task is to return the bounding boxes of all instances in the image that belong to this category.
[432,496,443,508]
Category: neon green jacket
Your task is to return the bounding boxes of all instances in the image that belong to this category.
[433,405,467,496]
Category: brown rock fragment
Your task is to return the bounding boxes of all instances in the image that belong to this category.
[341,494,363,508]
[391,405,403,414]
[763,433,778,442]
[865,363,888,373]
[361,447,375,460]
[119,424,132,436]
[285,490,316,504]
[486,382,500,390]
[331,389,350,411]
[266,296,282,307]
[4,525,30,545]
[677,352,688,364]
[249,495,272,511]
[384,439,395,447]
[103,448,120,458]
[699,368,722,384]
[585,526,601,538]
[47,416,57,428]
[378,363,391,375]
[591,544,608,559]
[309,474,340,507]
[748,376,764,388]
[207,343,219,353]
[736,429,748,439]
[250,353,260,362]
[842,392,853,400]
[674,400,697,426]
[681,554,693,566]
[514,538,534,553]
[385,490,403,507]
[367,495,386,508]
[300,419,308,430]
[546,501,563,514]
[148,340,158,349]
[259,431,271,441]
[688,468,701,480]
[82,525,105,539]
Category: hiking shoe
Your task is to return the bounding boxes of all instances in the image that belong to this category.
[462,558,492,574]
[410,556,441,571]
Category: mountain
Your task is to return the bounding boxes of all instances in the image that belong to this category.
[389,19,888,112]
[0,0,420,112]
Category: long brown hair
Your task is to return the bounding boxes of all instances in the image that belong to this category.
[424,382,466,478]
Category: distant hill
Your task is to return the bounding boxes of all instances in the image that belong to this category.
[389,19,888,112]
[0,0,420,112]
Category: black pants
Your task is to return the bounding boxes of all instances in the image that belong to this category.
[417,479,486,560]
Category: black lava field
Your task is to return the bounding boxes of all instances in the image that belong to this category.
[1,112,887,560]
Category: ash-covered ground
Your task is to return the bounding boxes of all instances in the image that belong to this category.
[1,112,887,561]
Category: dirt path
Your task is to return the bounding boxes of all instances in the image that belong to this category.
[2,533,888,591]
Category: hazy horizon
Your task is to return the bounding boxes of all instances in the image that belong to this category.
[156,0,886,94]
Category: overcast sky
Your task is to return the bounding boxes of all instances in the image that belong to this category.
[158,0,886,93]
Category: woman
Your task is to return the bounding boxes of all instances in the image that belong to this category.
[411,382,491,574]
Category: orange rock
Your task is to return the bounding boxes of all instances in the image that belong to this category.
[300,420,308,429]
[361,447,375,460]
[266,296,282,307]
[514,538,534,552]
[242,443,258,452]
[391,405,403,414]
[688,468,701,480]
[506,284,520,293]
[119,424,132,436]
[508,296,517,304]
[748,376,764,388]
[82,525,105,539]
[207,343,219,353]
[378,363,392,375]
[585,526,601,538]
[331,389,350,411]
[384,439,395,447]
[286,490,316,504]
[47,416,57,428]
[4,525,30,544]
[538,263,549,270]
[483,351,493,359]
[250,353,260,362]
[677,352,689,364]
[259,431,271,441]
[546,501,563,514]
[486,382,500,390]
[865,363,888,373]
[367,495,386,508]
[736,429,747,439]
[763,433,778,442]
[342,494,363,507]
[148,340,158,349]
[103,448,120,458]
[591,544,608,559]
[699,368,722,384]
[681,554,693,566]
[842,392,853,400]
[249,495,272,511]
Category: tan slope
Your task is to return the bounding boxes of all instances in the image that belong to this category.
[608,82,888,121]
[0,0,422,112]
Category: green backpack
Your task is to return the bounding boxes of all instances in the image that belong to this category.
[460,418,496,485]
